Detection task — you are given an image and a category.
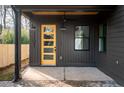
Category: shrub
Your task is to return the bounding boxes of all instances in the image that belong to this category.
[1,29,14,44]
[0,29,29,44]
[21,29,29,44]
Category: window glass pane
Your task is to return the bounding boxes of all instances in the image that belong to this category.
[99,24,104,37]
[75,38,89,50]
[83,38,89,50]
[99,38,104,52]
[75,26,89,38]
[44,26,53,32]
[44,34,54,39]
[44,55,53,60]
[75,38,83,50]
[44,41,54,46]
[103,24,107,37]
[75,26,89,50]
[44,48,53,53]
[99,24,106,52]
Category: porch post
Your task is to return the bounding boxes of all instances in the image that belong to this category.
[12,7,21,82]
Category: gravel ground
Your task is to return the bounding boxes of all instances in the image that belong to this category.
[0,80,121,87]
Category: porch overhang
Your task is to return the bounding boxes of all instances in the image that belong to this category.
[11,5,116,82]
[13,5,115,12]
[13,5,116,22]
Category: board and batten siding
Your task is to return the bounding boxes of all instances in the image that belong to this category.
[96,6,124,86]
[29,15,98,66]
[60,23,96,66]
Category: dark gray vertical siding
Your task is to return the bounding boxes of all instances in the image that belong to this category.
[96,6,124,86]
[29,21,41,66]
[61,23,96,66]
[29,15,98,67]
[29,16,61,66]
[29,28,35,66]
[36,23,41,65]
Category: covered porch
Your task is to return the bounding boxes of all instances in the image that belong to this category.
[11,5,124,86]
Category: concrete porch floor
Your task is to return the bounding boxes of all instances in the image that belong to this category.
[0,67,121,87]
[22,67,113,81]
[18,67,121,87]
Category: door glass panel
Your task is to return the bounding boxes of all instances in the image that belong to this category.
[44,55,54,60]
[44,34,54,39]
[44,48,53,53]
[44,26,53,32]
[44,41,54,46]
[41,25,56,65]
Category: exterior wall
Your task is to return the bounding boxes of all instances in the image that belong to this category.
[60,22,96,66]
[30,21,41,66]
[29,15,98,66]
[96,6,124,86]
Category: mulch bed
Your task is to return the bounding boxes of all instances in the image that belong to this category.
[0,59,29,81]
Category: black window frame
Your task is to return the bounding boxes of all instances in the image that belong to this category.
[74,25,90,51]
[98,24,107,52]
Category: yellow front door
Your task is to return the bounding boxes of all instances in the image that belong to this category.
[41,24,56,65]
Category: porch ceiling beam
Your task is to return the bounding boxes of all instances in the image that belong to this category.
[32,11,99,15]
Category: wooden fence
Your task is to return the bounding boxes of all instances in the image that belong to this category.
[0,44,29,68]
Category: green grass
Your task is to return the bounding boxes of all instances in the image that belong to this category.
[0,65,14,80]
[0,71,13,80]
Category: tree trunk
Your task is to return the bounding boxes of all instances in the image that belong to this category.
[0,24,2,34]
[3,6,6,29]
[0,5,3,32]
